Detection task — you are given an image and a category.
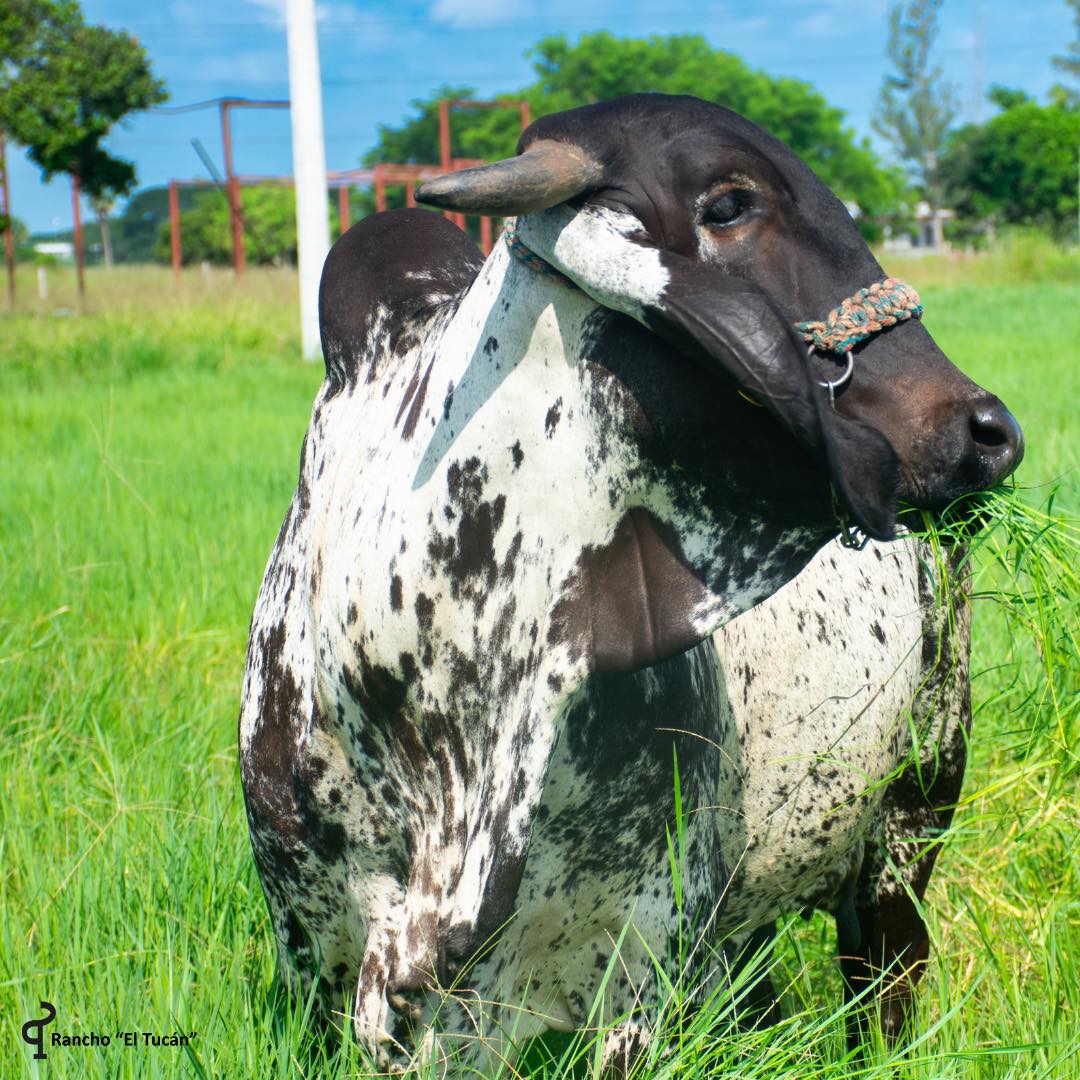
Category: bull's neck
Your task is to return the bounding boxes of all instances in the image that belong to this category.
[413,242,827,675]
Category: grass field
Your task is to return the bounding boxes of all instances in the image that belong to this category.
[1,249,1078,1078]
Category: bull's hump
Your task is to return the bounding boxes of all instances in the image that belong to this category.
[318,209,484,388]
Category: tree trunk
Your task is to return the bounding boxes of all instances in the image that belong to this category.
[71,174,86,303]
[97,208,113,269]
[0,134,15,308]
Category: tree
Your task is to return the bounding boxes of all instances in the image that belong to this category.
[872,0,956,210]
[5,214,30,253]
[0,1,80,73]
[940,88,1080,240]
[157,186,337,267]
[2,1,166,292]
[1052,0,1080,84]
[113,185,199,263]
[89,194,114,267]
[2,18,167,202]
[366,34,906,239]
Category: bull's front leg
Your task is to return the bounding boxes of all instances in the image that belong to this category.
[839,752,967,1048]
[839,554,972,1048]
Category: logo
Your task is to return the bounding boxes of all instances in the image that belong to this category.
[21,1001,56,1060]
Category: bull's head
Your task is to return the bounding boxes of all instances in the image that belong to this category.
[418,94,1022,543]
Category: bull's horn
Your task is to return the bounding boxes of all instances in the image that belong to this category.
[415,139,602,216]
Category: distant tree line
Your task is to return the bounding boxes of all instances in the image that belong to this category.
[873,0,1079,246]
[16,12,1080,265]
[162,23,1077,264]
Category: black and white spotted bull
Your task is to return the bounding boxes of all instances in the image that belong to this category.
[239,94,1022,1066]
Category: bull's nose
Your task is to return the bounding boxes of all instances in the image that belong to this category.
[969,397,1024,482]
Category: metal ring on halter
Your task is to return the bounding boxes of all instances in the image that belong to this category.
[809,345,854,407]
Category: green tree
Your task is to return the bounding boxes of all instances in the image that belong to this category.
[112,185,199,263]
[1053,0,1080,84]
[6,214,30,256]
[366,34,906,238]
[158,186,337,267]
[872,0,956,209]
[0,1,80,73]
[1,5,166,203]
[940,88,1080,241]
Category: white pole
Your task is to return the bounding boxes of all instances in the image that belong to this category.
[286,0,331,362]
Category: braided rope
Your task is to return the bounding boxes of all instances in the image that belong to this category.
[796,278,922,354]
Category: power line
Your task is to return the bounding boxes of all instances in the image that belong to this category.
[150,97,228,114]
[147,40,1057,92]
[86,0,1045,32]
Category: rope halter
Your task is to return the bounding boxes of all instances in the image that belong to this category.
[796,278,923,404]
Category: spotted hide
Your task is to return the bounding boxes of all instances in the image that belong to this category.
[239,94,1020,1069]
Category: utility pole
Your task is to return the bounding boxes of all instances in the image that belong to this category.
[285,0,331,362]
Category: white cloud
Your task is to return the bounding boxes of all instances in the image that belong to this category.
[245,0,286,27]
[241,0,390,44]
[199,47,287,84]
[794,0,886,40]
[430,0,533,28]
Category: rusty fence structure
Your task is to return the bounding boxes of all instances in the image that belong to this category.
[1,95,534,301]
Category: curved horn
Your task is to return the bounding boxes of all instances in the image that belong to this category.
[415,139,603,216]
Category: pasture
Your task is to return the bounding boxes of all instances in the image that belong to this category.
[2,247,1078,1077]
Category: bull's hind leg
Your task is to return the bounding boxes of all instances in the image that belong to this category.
[839,545,972,1047]
[725,923,783,1030]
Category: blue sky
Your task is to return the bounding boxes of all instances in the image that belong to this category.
[9,0,1075,232]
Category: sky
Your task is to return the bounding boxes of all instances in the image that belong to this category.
[8,0,1076,233]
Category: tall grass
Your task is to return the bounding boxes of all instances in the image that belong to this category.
[1,263,1077,1077]
[881,229,1080,289]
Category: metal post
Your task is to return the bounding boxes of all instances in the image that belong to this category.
[438,98,452,171]
[437,98,455,224]
[338,184,350,234]
[220,101,246,277]
[169,180,181,280]
[71,173,86,302]
[451,161,465,232]
[405,178,415,208]
[0,135,15,307]
[374,164,386,213]
[480,215,492,255]
[285,0,331,361]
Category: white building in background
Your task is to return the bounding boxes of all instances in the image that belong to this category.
[883,201,956,253]
[33,241,74,261]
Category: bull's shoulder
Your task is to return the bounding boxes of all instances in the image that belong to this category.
[318,209,485,387]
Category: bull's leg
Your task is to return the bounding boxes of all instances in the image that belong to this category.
[726,923,782,1030]
[600,1022,652,1077]
[838,888,931,1047]
[838,725,968,1049]
[840,543,973,1049]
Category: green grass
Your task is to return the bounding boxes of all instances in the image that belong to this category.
[2,261,1078,1077]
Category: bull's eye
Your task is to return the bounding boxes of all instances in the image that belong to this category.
[703,189,754,227]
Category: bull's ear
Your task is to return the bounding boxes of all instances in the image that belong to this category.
[516,205,899,540]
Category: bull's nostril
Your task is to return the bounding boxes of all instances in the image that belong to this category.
[971,410,1008,448]
[969,399,1024,478]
